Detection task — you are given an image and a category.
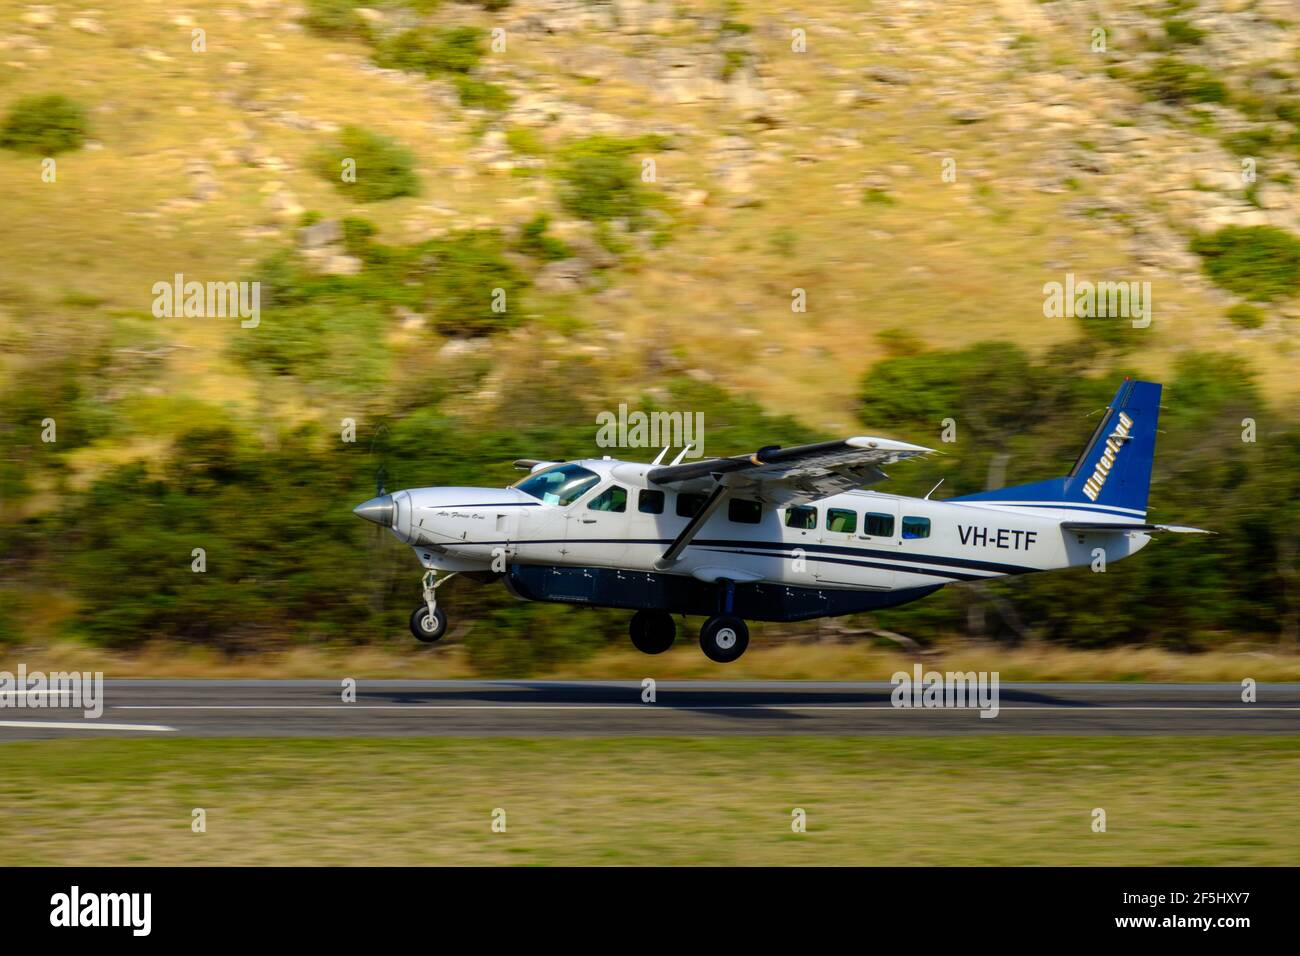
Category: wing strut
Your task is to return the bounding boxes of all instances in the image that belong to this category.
[655,483,729,569]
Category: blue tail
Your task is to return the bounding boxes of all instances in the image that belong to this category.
[952,379,1161,516]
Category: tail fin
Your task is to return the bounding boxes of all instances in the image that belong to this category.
[953,379,1161,516]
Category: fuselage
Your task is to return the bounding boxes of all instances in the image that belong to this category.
[381,457,1151,595]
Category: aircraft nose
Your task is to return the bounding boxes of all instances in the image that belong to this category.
[353,494,394,527]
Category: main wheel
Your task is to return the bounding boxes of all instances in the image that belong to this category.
[629,610,676,655]
[699,615,749,663]
[409,604,448,643]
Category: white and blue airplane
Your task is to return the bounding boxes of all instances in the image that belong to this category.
[354,379,1204,662]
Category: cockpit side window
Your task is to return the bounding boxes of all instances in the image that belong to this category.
[587,485,628,512]
[513,463,601,506]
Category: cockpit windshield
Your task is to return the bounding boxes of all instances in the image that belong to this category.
[513,463,600,506]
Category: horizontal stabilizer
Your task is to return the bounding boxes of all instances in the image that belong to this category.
[1061,522,1211,534]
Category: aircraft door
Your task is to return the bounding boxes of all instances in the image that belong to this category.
[852,502,904,590]
[564,483,631,566]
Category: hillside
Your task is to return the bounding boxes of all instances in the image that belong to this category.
[2,0,1299,661]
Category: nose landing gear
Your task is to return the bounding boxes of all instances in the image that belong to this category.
[410,570,456,643]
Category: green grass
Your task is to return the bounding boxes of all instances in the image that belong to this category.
[2,737,1298,865]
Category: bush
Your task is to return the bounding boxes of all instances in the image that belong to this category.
[1226,302,1266,329]
[421,229,524,336]
[1221,127,1276,157]
[300,0,369,39]
[516,214,571,261]
[314,125,419,203]
[1137,57,1227,105]
[454,76,511,111]
[505,126,545,156]
[1163,18,1204,46]
[1190,225,1300,301]
[373,26,484,76]
[556,136,647,223]
[0,94,88,154]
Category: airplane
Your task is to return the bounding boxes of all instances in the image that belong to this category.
[353,378,1205,662]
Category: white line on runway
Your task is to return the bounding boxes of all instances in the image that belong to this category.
[111,705,1300,712]
[0,720,176,732]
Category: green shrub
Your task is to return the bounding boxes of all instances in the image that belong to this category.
[300,0,369,38]
[1190,225,1300,301]
[516,214,571,261]
[1163,18,1205,46]
[1226,302,1266,329]
[374,26,484,75]
[422,229,524,336]
[0,94,88,154]
[454,76,511,111]
[1137,57,1227,104]
[314,125,419,203]
[1221,127,1275,157]
[505,126,545,156]
[556,136,647,223]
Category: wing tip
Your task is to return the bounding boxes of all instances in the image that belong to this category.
[846,436,934,454]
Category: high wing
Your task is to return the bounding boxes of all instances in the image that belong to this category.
[646,436,933,508]
[646,436,932,568]
[1060,522,1211,534]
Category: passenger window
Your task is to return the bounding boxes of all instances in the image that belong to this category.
[785,506,817,530]
[728,498,762,524]
[826,508,857,534]
[902,516,931,539]
[676,492,709,517]
[864,512,895,537]
[638,489,664,514]
[587,486,627,513]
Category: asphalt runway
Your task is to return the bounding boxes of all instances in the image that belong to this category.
[1,680,1299,738]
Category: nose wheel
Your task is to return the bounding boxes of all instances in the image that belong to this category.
[699,615,749,663]
[410,570,456,643]
[410,604,448,643]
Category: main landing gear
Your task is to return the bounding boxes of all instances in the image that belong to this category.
[626,611,751,662]
[629,609,677,654]
[410,570,456,643]
[699,615,749,663]
[628,579,752,663]
[698,577,749,663]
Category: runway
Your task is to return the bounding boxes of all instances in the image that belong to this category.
[1,680,1299,738]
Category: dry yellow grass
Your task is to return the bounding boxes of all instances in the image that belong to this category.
[7,635,1300,682]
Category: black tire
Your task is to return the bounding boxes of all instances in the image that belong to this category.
[410,604,448,643]
[699,615,749,663]
[629,610,676,655]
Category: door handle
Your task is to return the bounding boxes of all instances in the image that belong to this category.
[581,517,597,524]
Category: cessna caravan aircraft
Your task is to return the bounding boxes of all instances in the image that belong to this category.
[354,379,1204,662]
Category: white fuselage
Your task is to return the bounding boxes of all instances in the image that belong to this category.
[385,458,1151,592]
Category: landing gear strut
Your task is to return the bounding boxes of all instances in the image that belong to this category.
[629,609,676,654]
[699,578,749,663]
[410,570,456,643]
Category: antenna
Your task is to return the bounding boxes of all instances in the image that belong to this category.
[924,478,944,500]
[669,443,696,466]
[651,446,670,466]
